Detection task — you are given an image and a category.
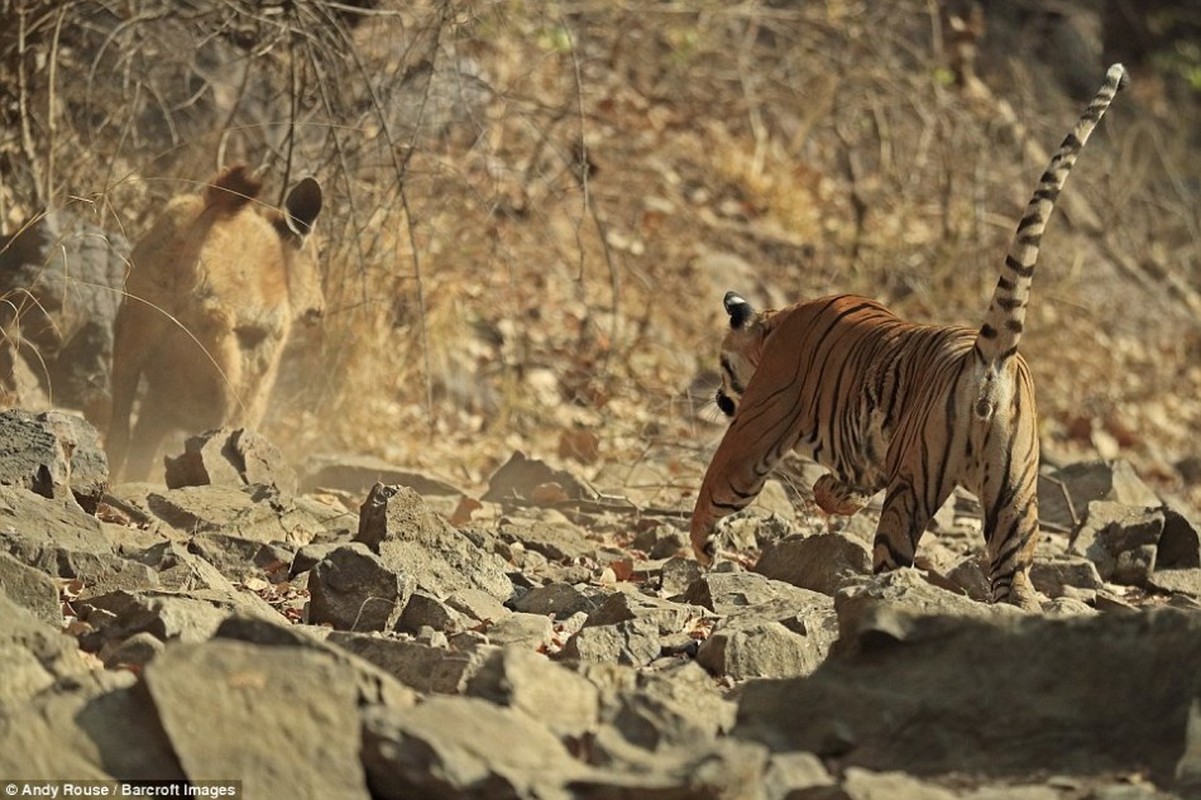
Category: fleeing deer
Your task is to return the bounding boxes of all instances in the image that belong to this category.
[107,166,324,480]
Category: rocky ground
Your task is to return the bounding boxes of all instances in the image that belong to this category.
[2,409,1200,798]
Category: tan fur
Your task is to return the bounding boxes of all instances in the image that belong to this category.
[107,165,324,480]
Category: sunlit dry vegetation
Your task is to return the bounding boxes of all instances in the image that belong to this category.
[2,0,1200,504]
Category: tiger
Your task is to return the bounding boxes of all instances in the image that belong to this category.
[690,63,1128,609]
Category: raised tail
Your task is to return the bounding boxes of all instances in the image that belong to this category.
[974,63,1128,366]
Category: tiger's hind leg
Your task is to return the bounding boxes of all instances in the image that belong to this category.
[978,437,1041,611]
[813,474,872,516]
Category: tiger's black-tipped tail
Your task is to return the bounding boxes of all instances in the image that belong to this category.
[974,63,1128,367]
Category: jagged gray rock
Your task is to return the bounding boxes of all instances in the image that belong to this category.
[0,484,111,574]
[0,211,129,422]
[163,427,299,495]
[734,608,1201,789]
[143,483,324,544]
[754,533,873,596]
[510,582,599,619]
[0,549,62,626]
[0,410,109,513]
[1040,459,1161,531]
[362,695,587,799]
[357,483,512,601]
[498,517,597,562]
[0,587,91,710]
[308,544,416,632]
[1071,501,1163,585]
[697,619,825,680]
[466,645,600,740]
[327,630,495,694]
[144,639,369,798]
[560,616,663,666]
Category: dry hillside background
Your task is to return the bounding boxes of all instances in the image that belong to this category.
[3,0,1201,511]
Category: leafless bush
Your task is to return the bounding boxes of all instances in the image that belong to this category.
[1,0,1199,484]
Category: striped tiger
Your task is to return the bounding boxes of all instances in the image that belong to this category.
[691,64,1128,609]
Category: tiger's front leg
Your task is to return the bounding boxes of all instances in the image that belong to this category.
[871,474,953,576]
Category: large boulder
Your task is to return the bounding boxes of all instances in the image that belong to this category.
[356,483,512,601]
[734,607,1201,791]
[0,210,129,423]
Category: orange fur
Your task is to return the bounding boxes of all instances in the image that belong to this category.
[691,65,1129,609]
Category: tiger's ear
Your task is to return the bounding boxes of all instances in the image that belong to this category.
[724,291,755,329]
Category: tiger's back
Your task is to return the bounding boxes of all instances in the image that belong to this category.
[691,65,1128,609]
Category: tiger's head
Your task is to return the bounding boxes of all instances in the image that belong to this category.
[715,291,774,417]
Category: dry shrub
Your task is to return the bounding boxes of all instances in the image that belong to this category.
[1,0,1200,495]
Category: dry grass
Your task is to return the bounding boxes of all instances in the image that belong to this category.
[2,0,1200,502]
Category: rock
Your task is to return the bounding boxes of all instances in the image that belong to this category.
[648,530,688,560]
[0,549,62,626]
[660,556,704,596]
[1071,501,1163,585]
[560,616,663,666]
[510,582,599,619]
[144,639,369,798]
[1039,460,1160,531]
[356,483,512,601]
[499,517,597,562]
[79,589,283,644]
[762,751,836,799]
[65,551,159,600]
[942,556,991,601]
[291,541,346,576]
[568,736,770,799]
[134,540,240,594]
[163,427,298,495]
[697,620,827,680]
[447,587,511,624]
[0,484,111,574]
[486,612,555,649]
[187,531,293,582]
[583,658,745,772]
[682,570,829,617]
[0,587,91,709]
[0,209,129,423]
[102,630,166,669]
[754,533,873,596]
[482,450,596,505]
[395,592,465,635]
[466,645,600,740]
[716,510,792,554]
[362,696,586,798]
[585,588,702,635]
[840,768,959,800]
[0,670,181,780]
[301,453,463,497]
[327,631,494,694]
[0,410,109,513]
[1159,506,1201,569]
[1148,569,1201,598]
[215,616,418,710]
[308,544,416,632]
[832,569,1022,657]
[1029,555,1105,598]
[733,608,1201,786]
[144,483,323,545]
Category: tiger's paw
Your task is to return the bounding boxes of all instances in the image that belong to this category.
[692,537,716,568]
[813,474,870,516]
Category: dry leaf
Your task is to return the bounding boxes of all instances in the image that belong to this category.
[450,496,483,526]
